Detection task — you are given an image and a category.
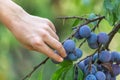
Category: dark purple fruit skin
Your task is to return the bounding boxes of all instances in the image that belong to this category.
[110,51,120,62]
[63,39,76,53]
[105,72,111,80]
[88,42,99,49]
[68,53,77,61]
[84,57,92,65]
[92,53,98,62]
[112,64,120,76]
[99,51,111,62]
[85,74,97,80]
[110,77,116,80]
[74,31,83,39]
[75,48,83,58]
[95,71,106,80]
[79,25,91,38]
[84,64,97,75]
[78,61,85,71]
[97,32,109,45]
[87,33,97,44]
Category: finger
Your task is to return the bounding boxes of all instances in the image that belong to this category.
[44,35,67,58]
[46,27,59,40]
[49,22,56,33]
[45,19,56,32]
[32,40,63,62]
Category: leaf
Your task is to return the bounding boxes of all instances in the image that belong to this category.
[59,60,73,67]
[51,60,73,80]
[64,66,74,80]
[103,0,119,26]
[72,19,80,27]
[51,65,72,80]
[77,66,84,80]
[103,0,113,11]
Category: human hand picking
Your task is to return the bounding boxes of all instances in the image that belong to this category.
[0,0,66,62]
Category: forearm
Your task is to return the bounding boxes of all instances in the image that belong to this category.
[0,0,28,31]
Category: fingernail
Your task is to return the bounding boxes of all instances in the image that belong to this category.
[59,57,63,62]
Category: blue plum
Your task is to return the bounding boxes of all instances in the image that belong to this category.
[84,64,97,75]
[74,31,83,39]
[63,39,76,53]
[85,74,97,80]
[78,61,85,71]
[99,51,111,62]
[75,48,83,58]
[92,53,98,62]
[79,25,91,38]
[111,51,120,62]
[87,33,97,44]
[97,32,109,45]
[112,64,120,76]
[88,42,99,49]
[68,53,77,61]
[95,71,106,80]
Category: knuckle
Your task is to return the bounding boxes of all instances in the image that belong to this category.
[57,43,63,50]
[41,32,48,38]
[31,38,43,48]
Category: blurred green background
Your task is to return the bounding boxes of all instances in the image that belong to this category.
[0,0,120,80]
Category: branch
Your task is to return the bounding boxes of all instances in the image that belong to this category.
[105,23,120,49]
[57,16,89,21]
[22,57,49,80]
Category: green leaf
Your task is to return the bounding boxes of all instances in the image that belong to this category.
[59,60,73,67]
[103,0,119,26]
[51,60,73,80]
[78,66,84,80]
[51,65,72,80]
[64,65,74,80]
[72,19,80,27]
[103,0,113,11]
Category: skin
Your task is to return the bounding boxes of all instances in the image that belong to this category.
[0,0,66,62]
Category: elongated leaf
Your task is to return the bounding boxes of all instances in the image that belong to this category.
[51,65,72,80]
[59,60,73,67]
[72,19,80,27]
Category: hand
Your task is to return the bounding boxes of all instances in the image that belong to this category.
[0,0,66,62]
[12,14,67,62]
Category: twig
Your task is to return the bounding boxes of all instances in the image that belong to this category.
[57,16,89,21]
[22,57,49,80]
[105,23,120,49]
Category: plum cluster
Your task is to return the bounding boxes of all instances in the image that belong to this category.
[52,39,83,63]
[63,39,83,61]
[77,50,120,80]
[75,25,109,49]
